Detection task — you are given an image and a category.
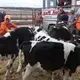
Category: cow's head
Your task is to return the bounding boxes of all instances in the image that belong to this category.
[48,24,72,41]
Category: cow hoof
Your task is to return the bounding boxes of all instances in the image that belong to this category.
[22,72,25,80]
[16,65,22,73]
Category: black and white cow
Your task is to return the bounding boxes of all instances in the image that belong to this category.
[15,26,71,76]
[33,26,72,42]
[33,26,72,43]
[20,40,80,80]
[0,27,34,79]
[48,24,72,41]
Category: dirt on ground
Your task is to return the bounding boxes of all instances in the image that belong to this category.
[0,58,80,80]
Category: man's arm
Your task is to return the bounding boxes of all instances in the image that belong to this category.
[11,23,18,28]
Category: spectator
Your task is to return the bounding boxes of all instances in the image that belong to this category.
[69,7,76,25]
[68,7,77,34]
[74,8,80,35]
[57,7,69,24]
[36,12,43,26]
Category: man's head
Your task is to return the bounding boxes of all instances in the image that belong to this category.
[4,15,11,24]
[71,7,75,14]
[59,7,64,13]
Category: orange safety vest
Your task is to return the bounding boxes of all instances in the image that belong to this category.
[76,17,80,30]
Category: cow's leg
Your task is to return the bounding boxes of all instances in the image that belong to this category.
[17,50,23,73]
[51,72,54,80]
[22,63,33,80]
[68,71,73,80]
[4,58,13,80]
[63,70,69,80]
[34,62,46,73]
[22,62,45,80]
[4,54,17,80]
[68,77,72,80]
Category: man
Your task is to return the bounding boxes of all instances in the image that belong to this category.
[69,8,80,35]
[68,7,77,34]
[69,7,76,22]
[72,8,80,35]
[0,15,18,36]
[57,7,69,24]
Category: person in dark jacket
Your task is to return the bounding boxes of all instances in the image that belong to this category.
[57,7,69,24]
[3,11,6,19]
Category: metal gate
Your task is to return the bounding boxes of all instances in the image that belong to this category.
[0,7,41,27]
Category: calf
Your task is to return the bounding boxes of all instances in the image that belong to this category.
[21,40,80,80]
[0,27,34,79]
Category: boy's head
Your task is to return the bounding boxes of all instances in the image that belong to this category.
[4,15,11,24]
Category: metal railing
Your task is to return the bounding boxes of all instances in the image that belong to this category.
[0,7,42,26]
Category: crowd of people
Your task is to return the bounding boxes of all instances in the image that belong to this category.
[0,7,80,37]
[57,7,80,35]
[33,6,80,36]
